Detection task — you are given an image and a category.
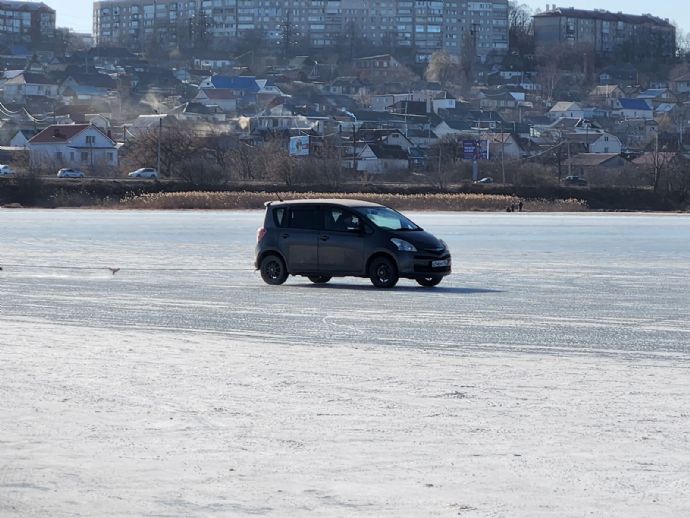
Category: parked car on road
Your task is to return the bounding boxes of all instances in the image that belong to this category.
[57,168,86,178]
[564,175,588,186]
[255,199,452,289]
[0,164,14,176]
[128,167,159,179]
[476,177,494,184]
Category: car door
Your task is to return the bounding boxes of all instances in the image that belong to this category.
[279,205,321,273]
[318,206,365,274]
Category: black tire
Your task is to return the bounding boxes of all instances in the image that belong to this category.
[308,276,332,284]
[416,276,443,287]
[369,256,399,289]
[260,254,288,285]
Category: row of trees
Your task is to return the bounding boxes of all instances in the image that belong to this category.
[117,128,690,203]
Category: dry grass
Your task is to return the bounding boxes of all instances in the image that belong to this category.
[119,191,588,212]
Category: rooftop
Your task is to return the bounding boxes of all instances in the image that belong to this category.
[533,7,673,27]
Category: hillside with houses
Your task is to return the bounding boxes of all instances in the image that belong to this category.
[1,3,689,208]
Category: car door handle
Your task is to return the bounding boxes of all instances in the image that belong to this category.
[320,235,330,241]
[281,233,290,239]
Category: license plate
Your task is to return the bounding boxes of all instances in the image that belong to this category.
[432,259,449,268]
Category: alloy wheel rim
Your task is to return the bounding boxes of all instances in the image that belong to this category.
[267,261,281,279]
[376,264,391,283]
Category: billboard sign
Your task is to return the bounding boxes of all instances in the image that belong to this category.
[462,139,489,160]
[289,135,310,157]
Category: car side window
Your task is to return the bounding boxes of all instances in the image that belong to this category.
[288,206,321,230]
[324,208,361,232]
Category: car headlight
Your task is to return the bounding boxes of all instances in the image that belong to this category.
[391,238,417,252]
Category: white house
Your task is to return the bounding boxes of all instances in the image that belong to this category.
[1,72,59,103]
[193,88,238,112]
[9,129,40,148]
[567,131,622,154]
[27,124,119,170]
[548,102,585,120]
[588,132,622,154]
[482,132,524,160]
[343,143,408,174]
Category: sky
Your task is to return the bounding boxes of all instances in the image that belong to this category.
[40,0,690,35]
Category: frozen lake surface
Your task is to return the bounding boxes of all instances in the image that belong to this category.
[1,210,690,516]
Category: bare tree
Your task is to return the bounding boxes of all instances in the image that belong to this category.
[508,2,534,59]
[427,137,461,189]
[425,51,459,87]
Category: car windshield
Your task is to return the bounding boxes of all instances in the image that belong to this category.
[357,207,421,231]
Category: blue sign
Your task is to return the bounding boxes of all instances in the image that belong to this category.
[463,140,487,160]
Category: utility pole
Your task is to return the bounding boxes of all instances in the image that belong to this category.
[501,133,506,184]
[352,121,356,171]
[157,116,162,175]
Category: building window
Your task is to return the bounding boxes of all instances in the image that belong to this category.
[81,152,89,162]
[86,136,96,145]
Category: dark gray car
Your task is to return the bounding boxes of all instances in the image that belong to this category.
[254,199,452,288]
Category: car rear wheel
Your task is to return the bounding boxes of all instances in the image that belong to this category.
[260,255,288,285]
[416,276,443,287]
[308,276,331,284]
[369,257,398,289]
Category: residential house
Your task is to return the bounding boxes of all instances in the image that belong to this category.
[27,124,119,169]
[9,129,40,148]
[566,132,622,154]
[173,102,227,123]
[587,85,625,109]
[614,98,654,120]
[670,72,690,95]
[479,90,519,111]
[192,52,236,71]
[193,89,239,113]
[199,75,284,108]
[563,153,628,178]
[345,143,408,174]
[1,72,58,103]
[482,132,524,160]
[610,119,658,149]
[354,55,406,81]
[128,114,178,137]
[637,88,678,108]
[326,77,368,96]
[434,120,475,139]
[548,102,585,120]
[60,73,118,103]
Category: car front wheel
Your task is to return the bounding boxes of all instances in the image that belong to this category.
[369,257,398,289]
[308,276,331,284]
[416,276,443,287]
[260,255,288,285]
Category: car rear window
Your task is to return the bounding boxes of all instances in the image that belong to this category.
[273,207,287,227]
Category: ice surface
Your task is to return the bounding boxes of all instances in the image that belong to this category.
[1,210,690,516]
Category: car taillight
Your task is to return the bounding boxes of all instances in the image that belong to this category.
[257,227,267,242]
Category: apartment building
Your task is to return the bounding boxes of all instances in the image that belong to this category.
[93,0,509,62]
[0,0,56,46]
[533,7,675,59]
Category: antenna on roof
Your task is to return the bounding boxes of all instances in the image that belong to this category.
[276,192,284,202]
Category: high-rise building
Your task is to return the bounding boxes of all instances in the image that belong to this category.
[93,0,509,62]
[0,0,56,46]
[533,7,675,60]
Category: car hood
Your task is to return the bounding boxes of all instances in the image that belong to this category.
[389,230,447,252]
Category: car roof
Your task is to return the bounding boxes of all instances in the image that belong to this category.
[266,198,385,209]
